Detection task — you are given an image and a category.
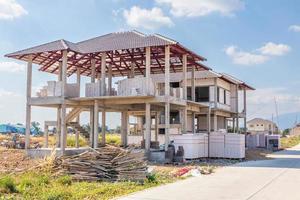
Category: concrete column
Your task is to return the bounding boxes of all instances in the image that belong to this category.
[121,111,128,147]
[214,114,218,132]
[145,103,151,151]
[214,78,218,108]
[192,112,196,133]
[207,107,211,133]
[244,88,247,133]
[91,58,96,83]
[58,62,62,81]
[25,55,33,150]
[236,84,239,133]
[191,65,195,101]
[164,45,170,150]
[182,54,187,100]
[75,130,79,148]
[181,108,187,134]
[130,62,135,78]
[44,124,48,148]
[155,112,159,141]
[56,107,61,147]
[101,110,106,146]
[89,107,94,147]
[60,104,67,153]
[101,53,106,96]
[108,64,112,95]
[93,100,99,148]
[146,47,151,95]
[60,50,68,154]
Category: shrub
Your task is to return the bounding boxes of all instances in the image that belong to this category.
[66,135,87,147]
[0,176,17,193]
[146,173,157,183]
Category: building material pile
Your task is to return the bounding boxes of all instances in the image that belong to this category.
[53,146,147,182]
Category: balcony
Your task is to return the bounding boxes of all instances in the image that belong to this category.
[85,76,156,97]
[36,81,80,98]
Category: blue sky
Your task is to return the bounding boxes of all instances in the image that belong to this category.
[0,0,299,129]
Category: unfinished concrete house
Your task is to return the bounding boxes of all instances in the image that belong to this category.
[5,31,254,160]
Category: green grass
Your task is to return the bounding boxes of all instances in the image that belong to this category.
[280,135,300,149]
[100,134,121,146]
[66,135,88,147]
[0,169,176,200]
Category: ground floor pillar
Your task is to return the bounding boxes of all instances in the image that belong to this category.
[44,124,49,148]
[56,107,61,148]
[93,100,99,148]
[60,104,67,155]
[145,103,151,151]
[25,104,31,149]
[165,102,170,151]
[101,110,106,146]
[89,107,94,147]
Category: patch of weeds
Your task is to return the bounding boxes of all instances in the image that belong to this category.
[146,173,157,183]
[56,175,72,186]
[0,176,17,193]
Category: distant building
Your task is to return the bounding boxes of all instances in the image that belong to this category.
[289,124,300,136]
[247,118,279,134]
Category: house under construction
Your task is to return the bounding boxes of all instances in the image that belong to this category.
[5,31,254,159]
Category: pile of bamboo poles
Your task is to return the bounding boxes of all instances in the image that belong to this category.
[53,146,147,182]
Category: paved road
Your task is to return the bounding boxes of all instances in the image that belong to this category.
[118,144,300,200]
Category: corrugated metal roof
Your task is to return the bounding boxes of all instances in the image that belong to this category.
[6,31,180,57]
[6,39,73,57]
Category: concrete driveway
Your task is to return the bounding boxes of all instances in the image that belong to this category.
[118,144,300,200]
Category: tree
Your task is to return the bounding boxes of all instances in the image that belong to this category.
[282,128,290,137]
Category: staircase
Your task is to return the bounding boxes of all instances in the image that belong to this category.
[67,122,89,139]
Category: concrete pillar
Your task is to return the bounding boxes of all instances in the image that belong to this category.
[145,103,151,151]
[214,114,218,132]
[182,54,187,100]
[164,45,170,150]
[91,58,96,83]
[89,107,94,147]
[181,108,187,134]
[244,88,247,133]
[155,112,159,141]
[146,47,151,95]
[60,50,68,154]
[108,64,112,95]
[101,53,106,96]
[56,107,61,147]
[191,65,195,101]
[25,55,33,150]
[93,100,99,148]
[130,62,135,78]
[60,104,67,152]
[44,124,48,148]
[121,111,128,147]
[75,130,79,148]
[192,112,196,133]
[101,110,106,146]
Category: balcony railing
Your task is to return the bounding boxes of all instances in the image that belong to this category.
[36,81,80,98]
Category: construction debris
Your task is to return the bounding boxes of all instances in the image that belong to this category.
[53,146,147,182]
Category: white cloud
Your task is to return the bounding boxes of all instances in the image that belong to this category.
[0,61,25,72]
[247,87,300,120]
[0,88,20,97]
[156,0,244,17]
[123,6,174,30]
[289,25,300,32]
[225,46,269,65]
[225,42,291,66]
[258,42,291,56]
[0,0,27,20]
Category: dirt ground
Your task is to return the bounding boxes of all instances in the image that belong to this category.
[245,148,273,161]
[0,147,42,173]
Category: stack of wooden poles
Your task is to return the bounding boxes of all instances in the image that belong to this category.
[53,146,147,182]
